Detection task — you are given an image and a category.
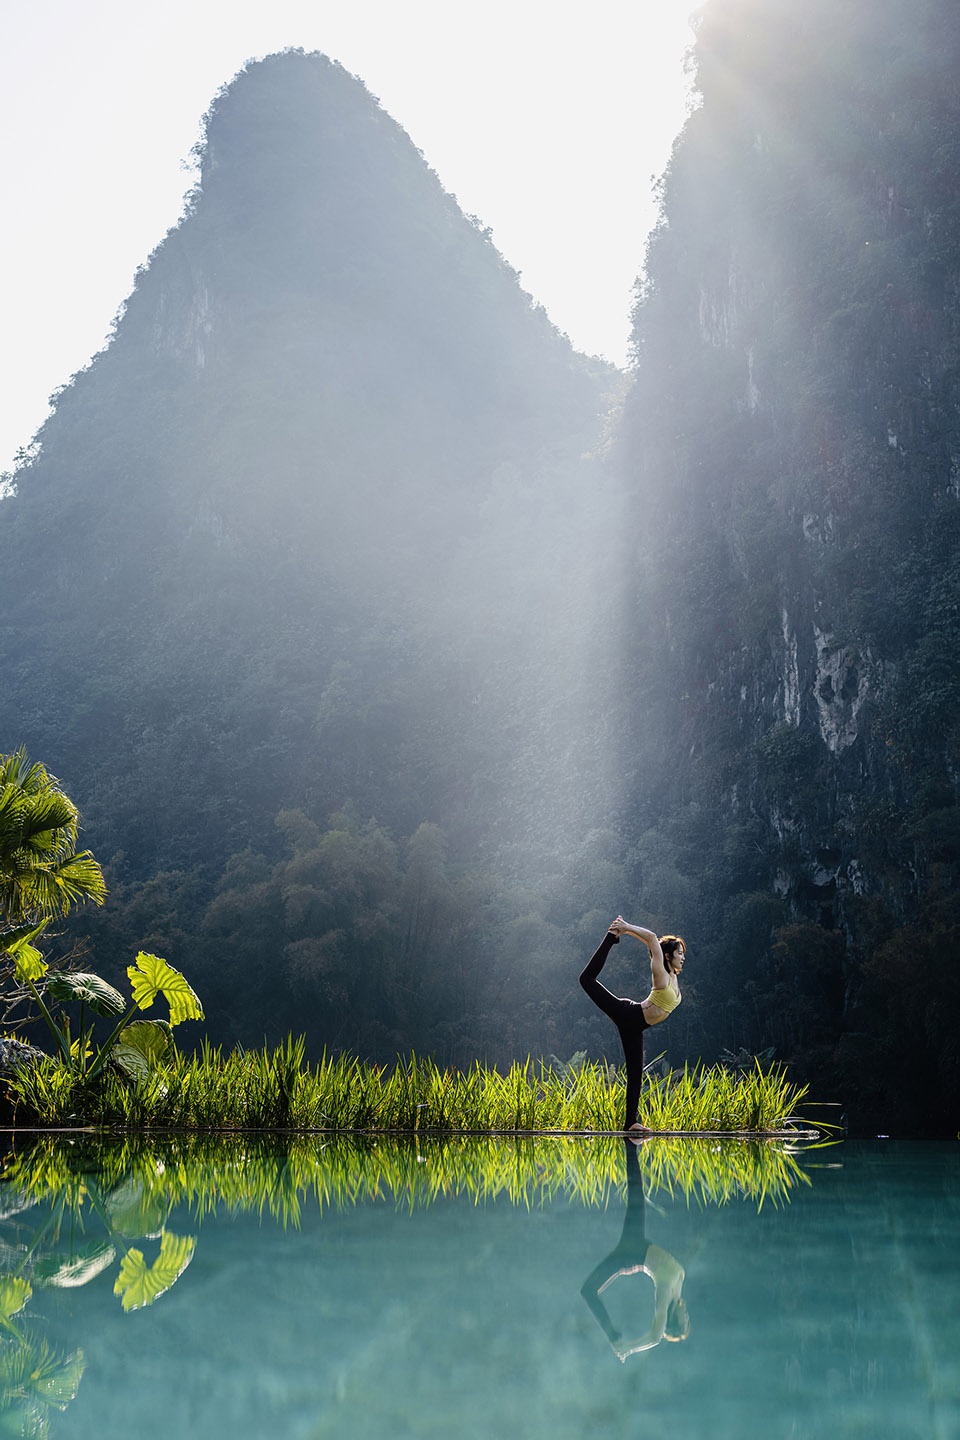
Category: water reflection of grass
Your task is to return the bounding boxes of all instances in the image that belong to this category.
[0,1131,813,1223]
[7,1041,811,1135]
[0,1132,818,1429]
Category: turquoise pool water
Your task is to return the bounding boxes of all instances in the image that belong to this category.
[0,1137,957,1438]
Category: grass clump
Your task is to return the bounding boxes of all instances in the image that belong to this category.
[4,1041,812,1136]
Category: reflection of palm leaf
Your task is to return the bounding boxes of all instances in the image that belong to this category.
[22,1342,85,1408]
[0,1336,85,1410]
[127,953,204,1027]
[34,1241,116,1289]
[113,1232,196,1311]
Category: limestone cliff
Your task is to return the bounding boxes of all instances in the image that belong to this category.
[620,0,960,1130]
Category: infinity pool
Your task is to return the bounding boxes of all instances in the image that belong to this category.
[0,1136,956,1438]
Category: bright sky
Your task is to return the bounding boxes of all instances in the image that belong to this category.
[0,0,700,474]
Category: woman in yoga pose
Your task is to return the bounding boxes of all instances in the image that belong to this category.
[579,916,685,1134]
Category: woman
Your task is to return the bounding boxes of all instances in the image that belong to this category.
[579,916,685,1134]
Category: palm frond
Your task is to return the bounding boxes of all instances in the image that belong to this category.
[9,854,105,917]
[16,795,79,848]
[0,750,103,926]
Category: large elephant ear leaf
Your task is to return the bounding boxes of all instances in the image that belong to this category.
[0,920,51,983]
[113,1231,196,1311]
[127,953,204,1027]
[46,971,126,1016]
[112,1019,174,1080]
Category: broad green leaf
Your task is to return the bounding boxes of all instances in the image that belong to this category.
[127,952,204,1026]
[47,971,125,1017]
[0,918,50,954]
[113,1231,196,1311]
[0,919,50,983]
[0,1277,31,1322]
[112,1019,174,1080]
[9,941,47,984]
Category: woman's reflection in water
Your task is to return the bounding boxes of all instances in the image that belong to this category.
[580,1139,690,1361]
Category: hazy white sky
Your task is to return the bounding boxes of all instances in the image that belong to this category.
[1,0,699,473]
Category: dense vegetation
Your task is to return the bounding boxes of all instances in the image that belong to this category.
[2,6,959,1132]
[6,1038,807,1136]
[0,53,622,1067]
[618,0,960,1132]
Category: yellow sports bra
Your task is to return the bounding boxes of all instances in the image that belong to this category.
[646,983,681,1015]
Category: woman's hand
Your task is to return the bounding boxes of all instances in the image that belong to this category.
[610,917,662,955]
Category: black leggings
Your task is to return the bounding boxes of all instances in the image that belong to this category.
[579,932,648,1129]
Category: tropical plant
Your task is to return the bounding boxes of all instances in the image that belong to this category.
[0,746,108,1045]
[0,1138,198,1323]
[0,749,202,1086]
[0,747,106,931]
[12,950,203,1083]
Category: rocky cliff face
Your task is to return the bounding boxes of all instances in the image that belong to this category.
[0,51,616,879]
[0,50,628,1063]
[619,0,960,1129]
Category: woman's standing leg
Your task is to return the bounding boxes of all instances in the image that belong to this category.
[621,1023,645,1130]
[580,932,647,1129]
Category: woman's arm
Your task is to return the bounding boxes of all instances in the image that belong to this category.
[610,916,670,989]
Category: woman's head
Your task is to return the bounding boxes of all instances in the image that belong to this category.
[659,935,686,973]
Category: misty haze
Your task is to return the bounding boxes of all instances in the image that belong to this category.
[2,0,960,1138]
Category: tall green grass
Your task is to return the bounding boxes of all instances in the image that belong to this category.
[5,1041,812,1136]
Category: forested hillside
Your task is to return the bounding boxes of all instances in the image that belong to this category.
[0,52,623,1062]
[3,6,960,1132]
[620,0,960,1131]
